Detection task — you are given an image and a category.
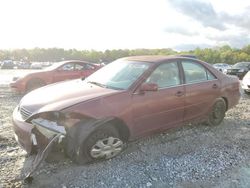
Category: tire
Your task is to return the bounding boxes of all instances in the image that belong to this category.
[26,79,45,92]
[69,124,124,164]
[207,98,226,126]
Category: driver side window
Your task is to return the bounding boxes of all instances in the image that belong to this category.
[146,62,180,88]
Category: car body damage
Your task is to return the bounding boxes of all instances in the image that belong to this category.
[12,56,241,182]
[21,111,107,182]
[15,106,123,182]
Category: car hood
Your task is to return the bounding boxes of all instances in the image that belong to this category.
[19,79,121,114]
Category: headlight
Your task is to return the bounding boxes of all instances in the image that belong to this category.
[31,118,66,137]
[238,69,245,73]
[38,111,65,123]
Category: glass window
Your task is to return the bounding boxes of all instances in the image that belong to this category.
[60,63,74,71]
[207,70,216,80]
[86,60,150,90]
[75,64,84,70]
[85,64,95,70]
[182,61,216,84]
[146,62,180,88]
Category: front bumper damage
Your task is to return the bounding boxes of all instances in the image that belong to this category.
[24,118,66,183]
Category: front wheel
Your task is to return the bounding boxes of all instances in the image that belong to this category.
[207,99,226,126]
[73,124,125,164]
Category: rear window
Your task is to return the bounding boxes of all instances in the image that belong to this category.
[182,61,216,84]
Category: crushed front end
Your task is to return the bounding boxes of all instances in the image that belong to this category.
[13,106,68,154]
[12,105,88,182]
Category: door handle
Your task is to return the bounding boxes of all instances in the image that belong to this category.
[212,84,218,89]
[175,91,184,97]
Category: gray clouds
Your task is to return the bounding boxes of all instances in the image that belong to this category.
[168,0,250,31]
[166,0,250,48]
[221,6,250,31]
[168,0,225,30]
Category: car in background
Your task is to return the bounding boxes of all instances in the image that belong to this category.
[213,63,231,74]
[30,62,43,69]
[10,60,101,93]
[12,56,240,165]
[242,71,250,94]
[17,62,31,69]
[1,60,15,69]
[226,62,250,79]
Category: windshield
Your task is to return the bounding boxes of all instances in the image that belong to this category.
[232,62,250,69]
[85,60,150,90]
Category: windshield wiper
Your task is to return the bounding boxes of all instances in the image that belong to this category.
[87,81,106,88]
[87,81,124,90]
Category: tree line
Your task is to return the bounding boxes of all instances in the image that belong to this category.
[1,45,250,64]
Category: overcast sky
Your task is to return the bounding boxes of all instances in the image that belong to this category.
[0,0,250,51]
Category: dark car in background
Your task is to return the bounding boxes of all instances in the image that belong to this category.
[1,60,15,69]
[10,60,101,93]
[12,56,240,165]
[226,62,250,79]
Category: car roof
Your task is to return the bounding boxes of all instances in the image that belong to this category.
[122,55,197,63]
[60,60,90,65]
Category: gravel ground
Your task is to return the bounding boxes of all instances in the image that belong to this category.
[0,84,250,188]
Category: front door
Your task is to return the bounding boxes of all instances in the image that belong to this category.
[131,61,185,137]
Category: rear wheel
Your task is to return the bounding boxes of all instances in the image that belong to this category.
[207,99,226,126]
[26,79,45,92]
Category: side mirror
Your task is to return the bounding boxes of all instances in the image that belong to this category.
[140,83,158,92]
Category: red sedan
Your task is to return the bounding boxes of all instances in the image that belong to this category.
[10,60,101,93]
[13,56,240,165]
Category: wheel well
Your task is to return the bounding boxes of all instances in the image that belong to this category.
[221,97,228,111]
[106,118,130,141]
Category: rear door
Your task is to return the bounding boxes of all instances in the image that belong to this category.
[180,60,220,122]
[131,61,185,137]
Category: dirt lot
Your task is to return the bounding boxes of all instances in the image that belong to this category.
[0,70,250,187]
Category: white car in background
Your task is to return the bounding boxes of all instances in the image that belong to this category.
[213,63,231,74]
[242,71,250,94]
[30,62,43,69]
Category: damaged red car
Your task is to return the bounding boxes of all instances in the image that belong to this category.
[10,60,101,93]
[13,55,241,165]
